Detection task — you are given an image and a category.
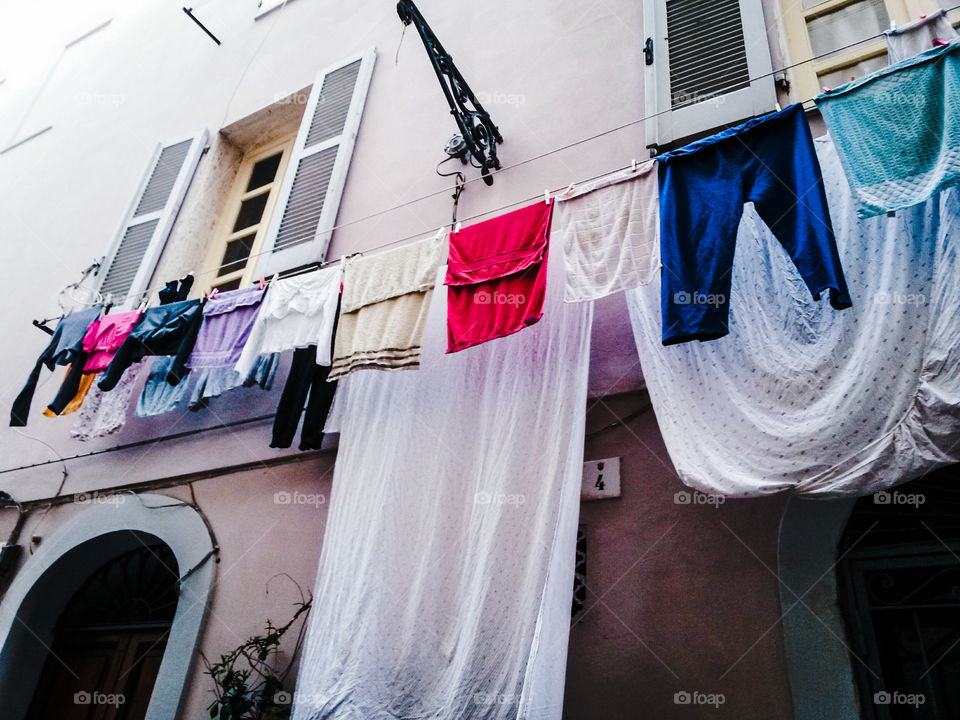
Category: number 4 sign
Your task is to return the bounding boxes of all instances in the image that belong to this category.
[581,457,621,501]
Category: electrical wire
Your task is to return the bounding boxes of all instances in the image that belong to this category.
[43,10,960,312]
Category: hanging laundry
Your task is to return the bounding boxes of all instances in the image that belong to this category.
[10,305,101,425]
[272,344,337,450]
[158,274,194,304]
[626,136,960,497]
[816,41,960,218]
[445,201,553,353]
[235,266,341,377]
[81,310,142,374]
[885,10,957,65]
[42,373,95,417]
[188,354,278,410]
[554,162,660,302]
[135,356,193,418]
[657,102,851,346]
[71,360,147,441]
[329,235,444,380]
[98,299,203,391]
[292,258,591,720]
[187,285,265,369]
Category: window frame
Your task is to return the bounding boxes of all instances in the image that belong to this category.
[643,0,777,149]
[202,135,295,292]
[778,0,945,99]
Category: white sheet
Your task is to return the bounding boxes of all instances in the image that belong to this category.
[292,255,592,717]
[627,137,960,497]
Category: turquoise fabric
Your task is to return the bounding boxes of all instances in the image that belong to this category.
[815,40,960,218]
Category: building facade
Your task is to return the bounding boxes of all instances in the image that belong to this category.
[0,0,954,717]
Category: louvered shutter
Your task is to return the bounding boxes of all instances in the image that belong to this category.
[643,0,776,148]
[97,131,208,305]
[255,48,376,275]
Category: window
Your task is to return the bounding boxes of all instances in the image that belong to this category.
[837,467,960,720]
[203,137,294,292]
[96,132,208,307]
[254,49,376,276]
[778,0,949,99]
[643,0,777,148]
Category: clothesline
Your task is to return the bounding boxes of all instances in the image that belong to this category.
[55,9,960,314]
[13,35,960,488]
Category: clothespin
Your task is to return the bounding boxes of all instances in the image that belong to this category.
[934,38,949,47]
[209,288,220,300]
[259,276,266,290]
[561,182,576,197]
[774,102,782,112]
[454,222,461,234]
[434,226,446,241]
[544,189,550,204]
[631,158,638,172]
[137,298,147,313]
[821,86,832,94]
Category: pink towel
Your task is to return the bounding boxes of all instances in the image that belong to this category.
[445,201,553,353]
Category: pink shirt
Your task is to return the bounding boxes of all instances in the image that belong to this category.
[81,310,142,373]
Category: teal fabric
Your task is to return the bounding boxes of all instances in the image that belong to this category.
[815,39,960,218]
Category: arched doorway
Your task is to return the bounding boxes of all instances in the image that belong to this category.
[0,493,216,720]
[838,467,960,720]
[25,543,179,720]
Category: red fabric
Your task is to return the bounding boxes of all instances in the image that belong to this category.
[445,201,553,353]
[81,310,141,373]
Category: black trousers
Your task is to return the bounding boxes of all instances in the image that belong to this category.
[270,345,337,450]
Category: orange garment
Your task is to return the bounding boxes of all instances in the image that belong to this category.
[42,372,95,416]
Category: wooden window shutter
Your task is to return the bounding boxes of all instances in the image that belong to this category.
[643,0,776,148]
[97,131,208,305]
[255,48,376,276]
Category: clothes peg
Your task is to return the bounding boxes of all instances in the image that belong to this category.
[631,158,638,172]
[774,102,782,112]
[821,86,832,94]
[435,226,446,241]
[137,298,147,313]
[544,189,550,204]
[561,182,576,197]
[454,222,462,234]
[209,288,220,300]
[934,38,949,47]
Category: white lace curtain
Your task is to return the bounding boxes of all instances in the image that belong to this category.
[627,137,960,497]
[292,255,592,718]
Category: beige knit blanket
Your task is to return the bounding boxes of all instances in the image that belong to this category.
[330,235,444,380]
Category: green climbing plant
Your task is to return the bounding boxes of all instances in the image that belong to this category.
[202,576,311,720]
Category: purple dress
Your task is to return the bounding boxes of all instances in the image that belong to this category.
[187,286,265,369]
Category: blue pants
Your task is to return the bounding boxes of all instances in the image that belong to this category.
[657,103,851,346]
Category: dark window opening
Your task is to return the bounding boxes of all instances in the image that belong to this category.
[839,467,960,720]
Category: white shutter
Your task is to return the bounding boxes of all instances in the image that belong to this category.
[255,48,376,276]
[97,131,208,305]
[644,0,776,148]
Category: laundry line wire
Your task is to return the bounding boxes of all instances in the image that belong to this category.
[59,10,960,313]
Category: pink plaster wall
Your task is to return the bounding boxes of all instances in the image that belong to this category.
[564,392,794,719]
